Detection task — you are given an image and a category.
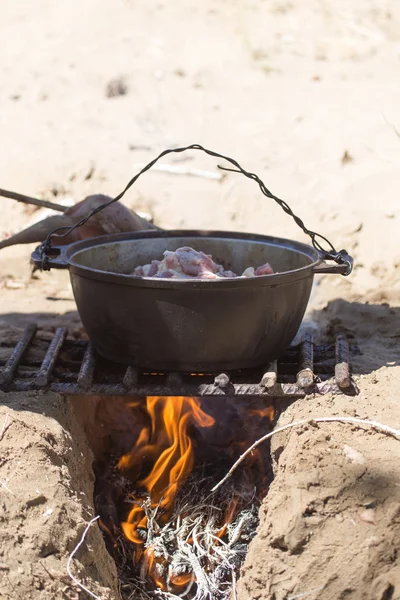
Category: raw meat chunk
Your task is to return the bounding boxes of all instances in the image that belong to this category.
[132,246,274,279]
[255,263,274,276]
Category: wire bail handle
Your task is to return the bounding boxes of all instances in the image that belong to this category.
[40,144,353,275]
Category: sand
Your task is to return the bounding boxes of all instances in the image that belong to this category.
[1,0,400,598]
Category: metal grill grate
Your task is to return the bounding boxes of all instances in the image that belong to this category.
[0,325,358,397]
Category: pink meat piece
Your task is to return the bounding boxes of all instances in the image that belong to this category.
[132,247,274,279]
[147,260,161,277]
[174,247,219,277]
[133,260,161,277]
[255,262,273,276]
[163,251,183,273]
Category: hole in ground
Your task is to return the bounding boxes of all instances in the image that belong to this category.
[71,394,278,600]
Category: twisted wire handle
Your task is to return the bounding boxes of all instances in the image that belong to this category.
[40,144,352,274]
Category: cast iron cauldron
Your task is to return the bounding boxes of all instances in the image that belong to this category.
[32,144,353,371]
[32,229,350,371]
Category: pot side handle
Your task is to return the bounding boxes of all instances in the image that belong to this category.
[313,250,354,275]
[31,245,69,270]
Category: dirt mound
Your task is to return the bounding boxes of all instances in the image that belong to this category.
[0,393,117,600]
[238,293,400,600]
[238,387,400,600]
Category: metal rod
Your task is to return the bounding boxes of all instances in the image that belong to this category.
[1,327,355,398]
[35,328,67,387]
[123,366,139,389]
[8,378,347,396]
[335,334,351,388]
[6,374,345,397]
[296,333,315,389]
[0,324,37,390]
[77,342,96,390]
[214,372,230,388]
[261,360,277,389]
[166,371,184,389]
[0,187,67,212]
[11,381,304,396]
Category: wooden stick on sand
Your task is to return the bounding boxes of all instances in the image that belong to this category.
[0,188,67,213]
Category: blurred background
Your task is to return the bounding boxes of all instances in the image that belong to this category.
[1,0,400,299]
[1,6,400,600]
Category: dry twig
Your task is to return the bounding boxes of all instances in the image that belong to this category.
[211,417,400,492]
[0,188,67,212]
[0,478,15,495]
[231,570,237,600]
[120,476,258,600]
[67,515,101,600]
[0,414,12,442]
[288,585,325,599]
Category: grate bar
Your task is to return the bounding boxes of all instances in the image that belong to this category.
[296,333,315,389]
[0,327,357,397]
[123,366,139,390]
[261,360,277,389]
[5,379,344,397]
[35,327,67,387]
[166,372,184,390]
[3,372,344,397]
[77,342,96,391]
[335,334,351,388]
[213,372,234,393]
[0,324,37,391]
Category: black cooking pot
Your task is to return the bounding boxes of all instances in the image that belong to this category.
[32,145,353,371]
[32,229,350,371]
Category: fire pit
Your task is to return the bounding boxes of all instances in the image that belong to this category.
[0,324,358,599]
[95,395,273,600]
[2,146,357,599]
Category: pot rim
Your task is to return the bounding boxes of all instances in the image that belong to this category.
[60,229,322,288]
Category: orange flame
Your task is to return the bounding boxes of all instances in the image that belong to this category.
[217,495,241,538]
[143,547,167,590]
[169,571,193,587]
[121,505,146,544]
[117,396,274,590]
[118,396,215,586]
[247,405,275,419]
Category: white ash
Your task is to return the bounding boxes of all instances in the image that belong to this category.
[119,478,260,600]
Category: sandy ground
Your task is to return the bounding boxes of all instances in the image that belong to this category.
[1,0,400,598]
[0,394,117,600]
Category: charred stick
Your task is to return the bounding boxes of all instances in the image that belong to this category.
[335,334,351,388]
[296,333,315,389]
[123,366,139,389]
[0,324,37,391]
[213,372,236,395]
[35,327,67,387]
[261,360,277,389]
[77,342,96,390]
[0,187,67,212]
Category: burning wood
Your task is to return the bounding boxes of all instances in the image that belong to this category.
[95,396,274,600]
[119,482,259,600]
